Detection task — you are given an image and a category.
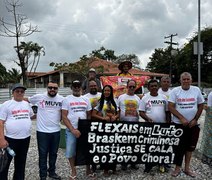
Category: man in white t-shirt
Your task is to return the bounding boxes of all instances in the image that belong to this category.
[83,79,101,172]
[168,72,204,178]
[158,76,172,99]
[27,81,64,180]
[139,79,170,173]
[139,79,170,123]
[118,79,140,170]
[62,80,94,179]
[0,83,34,180]
[83,79,101,109]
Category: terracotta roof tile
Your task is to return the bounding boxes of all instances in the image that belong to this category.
[88,57,167,77]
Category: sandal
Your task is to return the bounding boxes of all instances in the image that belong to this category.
[183,170,197,178]
[171,169,181,177]
[87,172,97,179]
[70,175,77,180]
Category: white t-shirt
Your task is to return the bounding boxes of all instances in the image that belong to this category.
[0,100,33,139]
[28,93,64,133]
[169,86,204,124]
[83,92,101,108]
[118,94,140,122]
[139,93,168,123]
[62,95,92,129]
[208,92,212,107]
[158,88,171,100]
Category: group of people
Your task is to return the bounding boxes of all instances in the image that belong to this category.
[0,63,209,180]
[0,82,64,180]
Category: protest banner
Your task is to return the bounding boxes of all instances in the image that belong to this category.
[75,120,185,166]
[100,76,149,97]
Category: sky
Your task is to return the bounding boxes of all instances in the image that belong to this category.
[0,0,212,72]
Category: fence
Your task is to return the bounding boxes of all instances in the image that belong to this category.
[0,87,212,104]
[0,88,72,104]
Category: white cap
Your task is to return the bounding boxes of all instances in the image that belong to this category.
[89,68,96,72]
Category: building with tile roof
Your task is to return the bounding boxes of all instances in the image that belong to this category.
[28,57,168,88]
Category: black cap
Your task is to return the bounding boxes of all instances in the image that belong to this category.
[71,80,81,87]
[12,83,27,91]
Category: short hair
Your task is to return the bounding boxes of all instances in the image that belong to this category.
[147,79,158,88]
[88,79,97,84]
[180,72,192,81]
[48,81,58,84]
[160,76,170,82]
[127,79,137,87]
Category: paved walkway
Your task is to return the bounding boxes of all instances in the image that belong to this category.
[8,110,211,180]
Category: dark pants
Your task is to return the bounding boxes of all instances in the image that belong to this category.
[174,125,200,166]
[37,131,60,178]
[0,136,30,180]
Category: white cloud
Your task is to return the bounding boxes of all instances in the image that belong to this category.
[0,0,211,72]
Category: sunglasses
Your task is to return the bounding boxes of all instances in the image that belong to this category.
[72,85,81,88]
[129,86,136,89]
[48,86,58,90]
[14,90,25,94]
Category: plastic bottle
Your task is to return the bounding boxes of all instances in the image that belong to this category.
[6,147,16,157]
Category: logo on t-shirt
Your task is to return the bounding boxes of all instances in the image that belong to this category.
[12,109,30,120]
[149,100,166,105]
[124,100,138,117]
[39,100,62,108]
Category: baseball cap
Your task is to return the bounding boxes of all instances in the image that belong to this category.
[11,83,27,91]
[89,68,96,73]
[71,80,82,87]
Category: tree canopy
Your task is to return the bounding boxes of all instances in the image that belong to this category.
[50,46,142,75]
[147,27,212,86]
[0,0,41,86]
[0,63,21,87]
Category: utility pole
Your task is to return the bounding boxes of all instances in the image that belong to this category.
[197,0,201,88]
[164,33,178,83]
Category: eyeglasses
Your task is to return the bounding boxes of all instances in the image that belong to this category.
[14,90,25,94]
[128,86,136,89]
[48,86,58,90]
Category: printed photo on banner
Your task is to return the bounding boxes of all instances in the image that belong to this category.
[100,76,149,97]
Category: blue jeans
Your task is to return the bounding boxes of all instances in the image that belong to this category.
[37,131,60,178]
[0,136,30,180]
[65,129,76,158]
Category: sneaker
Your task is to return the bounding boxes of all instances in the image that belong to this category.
[49,173,61,179]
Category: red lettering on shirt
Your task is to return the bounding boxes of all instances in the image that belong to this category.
[177,98,195,102]
[70,102,87,106]
[12,109,29,115]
